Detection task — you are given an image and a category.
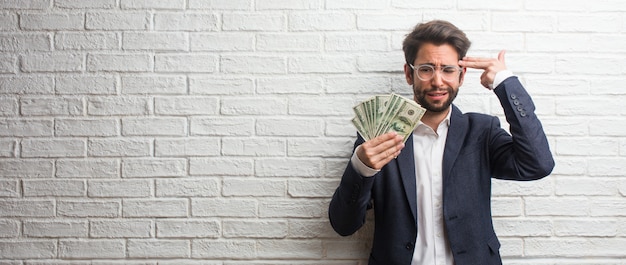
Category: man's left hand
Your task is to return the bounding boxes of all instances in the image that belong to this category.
[459,50,507,89]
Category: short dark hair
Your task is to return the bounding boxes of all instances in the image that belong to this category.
[402,20,471,65]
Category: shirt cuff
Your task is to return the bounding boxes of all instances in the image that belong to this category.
[350,145,379,177]
[492,70,514,89]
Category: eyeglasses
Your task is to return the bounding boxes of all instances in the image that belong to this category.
[409,64,462,82]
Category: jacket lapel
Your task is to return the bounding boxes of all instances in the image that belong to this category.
[443,105,468,180]
[396,134,418,224]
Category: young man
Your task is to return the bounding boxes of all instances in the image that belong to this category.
[328,20,554,265]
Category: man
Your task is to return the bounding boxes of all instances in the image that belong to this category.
[328,20,554,265]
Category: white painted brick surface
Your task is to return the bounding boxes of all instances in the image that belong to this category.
[1,2,625,264]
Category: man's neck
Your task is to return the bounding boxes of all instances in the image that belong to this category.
[421,107,451,131]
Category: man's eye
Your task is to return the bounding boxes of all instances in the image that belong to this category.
[418,67,433,73]
[443,67,458,73]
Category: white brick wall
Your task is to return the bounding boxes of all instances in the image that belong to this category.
[0,1,625,264]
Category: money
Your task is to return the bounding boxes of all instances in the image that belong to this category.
[351,93,425,143]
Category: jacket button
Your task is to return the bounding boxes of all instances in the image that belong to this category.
[405,242,414,250]
[511,94,517,99]
[513,99,520,105]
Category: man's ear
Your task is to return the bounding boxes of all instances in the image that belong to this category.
[404,64,414,85]
[458,67,467,86]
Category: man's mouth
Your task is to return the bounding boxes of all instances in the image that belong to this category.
[427,91,448,101]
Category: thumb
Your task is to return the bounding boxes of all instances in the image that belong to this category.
[498,50,506,64]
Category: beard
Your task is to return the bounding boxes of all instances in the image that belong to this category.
[413,85,458,113]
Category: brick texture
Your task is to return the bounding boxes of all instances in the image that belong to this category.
[0,1,625,264]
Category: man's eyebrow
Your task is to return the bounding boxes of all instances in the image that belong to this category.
[416,63,460,67]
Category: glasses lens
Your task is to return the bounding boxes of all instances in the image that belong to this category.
[416,65,434,80]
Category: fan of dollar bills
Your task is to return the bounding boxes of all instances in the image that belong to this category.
[351,93,426,143]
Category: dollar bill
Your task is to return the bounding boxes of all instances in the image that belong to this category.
[351,93,425,143]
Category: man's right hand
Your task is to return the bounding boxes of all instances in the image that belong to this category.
[356,132,405,170]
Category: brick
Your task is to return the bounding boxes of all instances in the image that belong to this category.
[590,119,626,136]
[87,53,152,72]
[554,219,619,237]
[256,0,321,10]
[288,55,353,73]
[525,197,590,217]
[288,179,337,197]
[221,138,286,156]
[257,77,323,94]
[123,199,188,217]
[20,53,84,72]
[122,158,186,178]
[492,178,552,196]
[221,55,285,74]
[0,33,50,52]
[87,96,150,116]
[122,117,187,136]
[23,179,85,197]
[21,138,85,158]
[0,76,54,94]
[57,200,120,217]
[492,13,554,32]
[357,14,418,30]
[0,54,17,73]
[256,118,323,137]
[157,220,220,238]
[87,138,152,157]
[55,0,117,9]
[122,0,185,9]
[558,14,622,32]
[86,12,150,30]
[325,33,388,51]
[588,158,626,176]
[192,198,257,217]
[0,159,54,178]
[122,75,187,95]
[257,239,322,259]
[189,0,252,9]
[556,137,618,156]
[589,199,626,217]
[491,197,523,217]
[190,158,253,176]
[155,54,217,73]
[255,158,323,177]
[0,240,56,259]
[128,239,190,258]
[288,220,337,238]
[191,117,254,136]
[257,33,321,51]
[59,239,125,259]
[223,13,284,31]
[289,96,354,116]
[221,97,287,115]
[327,0,386,9]
[23,220,88,238]
[0,219,19,237]
[259,200,324,218]
[0,13,18,31]
[56,75,117,95]
[156,178,220,197]
[287,138,353,157]
[465,32,524,52]
[189,77,254,95]
[326,118,355,137]
[190,33,254,51]
[0,97,18,116]
[20,13,84,31]
[155,138,220,157]
[0,180,20,197]
[493,218,552,237]
[56,159,120,178]
[56,118,118,137]
[222,178,285,197]
[192,240,256,259]
[525,238,626,257]
[223,220,287,238]
[123,32,188,51]
[88,179,152,198]
[155,96,219,115]
[288,12,355,31]
[55,32,119,50]
[0,199,55,217]
[527,33,590,53]
[20,97,83,116]
[90,220,152,238]
[155,13,218,31]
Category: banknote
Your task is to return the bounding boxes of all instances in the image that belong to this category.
[351,93,425,143]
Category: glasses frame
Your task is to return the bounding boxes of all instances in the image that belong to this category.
[409,64,463,82]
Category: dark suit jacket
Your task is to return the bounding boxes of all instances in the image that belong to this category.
[329,77,555,265]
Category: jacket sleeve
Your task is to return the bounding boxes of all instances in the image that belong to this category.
[490,76,555,180]
[328,135,376,236]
